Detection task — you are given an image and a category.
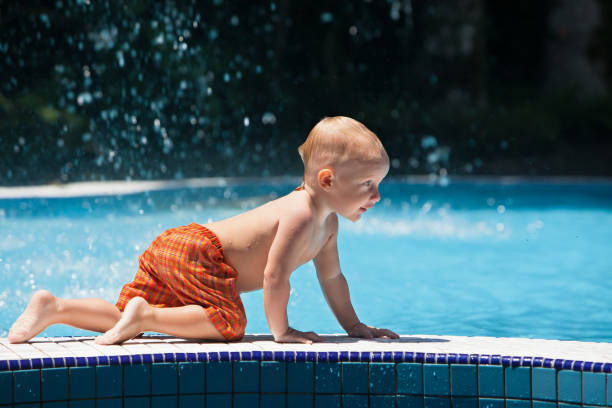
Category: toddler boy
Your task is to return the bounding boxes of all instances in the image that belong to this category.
[9,116,399,344]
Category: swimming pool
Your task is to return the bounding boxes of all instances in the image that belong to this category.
[1,177,611,342]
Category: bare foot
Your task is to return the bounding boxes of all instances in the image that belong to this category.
[8,290,58,343]
[95,297,148,345]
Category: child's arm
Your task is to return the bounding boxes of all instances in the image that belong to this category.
[263,211,323,344]
[314,215,399,339]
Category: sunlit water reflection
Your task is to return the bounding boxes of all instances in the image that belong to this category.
[1,180,611,342]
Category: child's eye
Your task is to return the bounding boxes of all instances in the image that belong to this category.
[363,180,372,187]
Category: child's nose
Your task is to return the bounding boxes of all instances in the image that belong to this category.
[371,188,381,203]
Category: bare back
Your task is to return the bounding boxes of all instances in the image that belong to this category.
[204,189,335,292]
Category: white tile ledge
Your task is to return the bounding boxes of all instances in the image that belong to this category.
[1,334,611,370]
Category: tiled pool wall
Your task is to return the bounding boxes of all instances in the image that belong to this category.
[1,350,611,408]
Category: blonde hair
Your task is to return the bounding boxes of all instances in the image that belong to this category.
[298,116,388,186]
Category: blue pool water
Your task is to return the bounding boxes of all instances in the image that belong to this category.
[1,179,611,342]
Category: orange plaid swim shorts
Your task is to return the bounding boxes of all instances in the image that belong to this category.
[116,223,246,341]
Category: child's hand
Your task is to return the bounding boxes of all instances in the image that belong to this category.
[275,327,324,344]
[347,322,400,339]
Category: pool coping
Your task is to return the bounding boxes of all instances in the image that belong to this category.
[1,334,611,372]
[1,175,612,198]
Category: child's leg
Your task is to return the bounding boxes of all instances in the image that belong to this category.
[8,290,121,343]
[96,297,226,345]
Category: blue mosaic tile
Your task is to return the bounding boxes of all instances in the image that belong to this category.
[584,362,594,371]
[315,362,341,393]
[288,393,314,408]
[361,352,372,362]
[274,351,285,361]
[179,395,205,408]
[219,351,230,361]
[532,357,543,367]
[98,356,109,365]
[230,351,241,361]
[607,373,612,405]
[582,372,606,406]
[436,354,447,364]
[459,355,469,364]
[14,370,40,403]
[424,364,449,396]
[478,366,503,397]
[124,364,151,396]
[43,402,69,408]
[532,402,556,408]
[261,361,286,393]
[0,371,13,404]
[415,353,425,363]
[342,362,369,394]
[424,396,450,408]
[288,361,314,393]
[394,352,404,362]
[261,394,286,408]
[328,352,339,363]
[108,355,120,365]
[234,360,259,393]
[125,396,151,408]
[70,366,95,399]
[373,352,383,362]
[397,363,423,394]
[593,362,603,372]
[490,355,501,365]
[206,393,232,408]
[76,357,87,366]
[175,352,186,362]
[478,398,504,408]
[343,394,368,408]
[543,358,553,368]
[451,398,478,408]
[572,361,583,371]
[208,352,219,362]
[448,354,458,364]
[563,360,573,370]
[178,362,204,394]
[152,353,164,363]
[196,352,206,362]
[64,357,76,367]
[263,351,273,361]
[97,365,122,398]
[284,351,295,362]
[96,398,123,408]
[70,400,95,408]
[206,361,232,393]
[42,357,53,368]
[397,395,424,408]
[371,394,396,408]
[53,357,65,368]
[316,394,341,408]
[426,353,436,363]
[152,395,176,408]
[20,360,32,370]
[370,363,395,394]
[384,352,394,362]
[604,363,612,373]
[558,370,581,403]
[521,357,532,367]
[186,352,197,362]
[152,363,178,395]
[41,368,68,401]
[532,367,556,401]
[404,352,415,363]
[506,399,531,408]
[504,366,531,398]
[307,352,317,362]
[350,351,360,362]
[451,365,477,396]
[234,393,259,408]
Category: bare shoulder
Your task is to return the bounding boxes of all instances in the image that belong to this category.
[273,191,315,231]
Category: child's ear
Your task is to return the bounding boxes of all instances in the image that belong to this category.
[317,168,334,191]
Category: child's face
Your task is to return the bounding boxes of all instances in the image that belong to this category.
[331,159,389,222]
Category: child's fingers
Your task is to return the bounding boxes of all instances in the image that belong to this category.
[305,331,324,342]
